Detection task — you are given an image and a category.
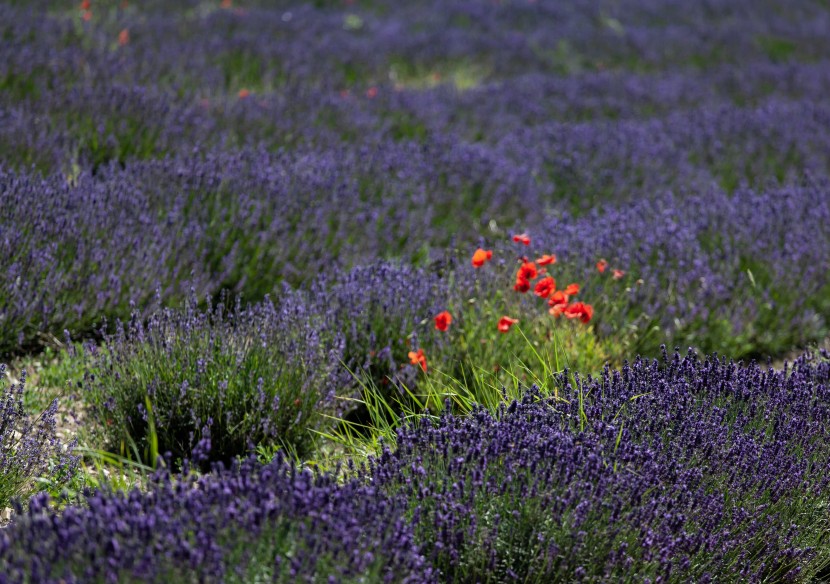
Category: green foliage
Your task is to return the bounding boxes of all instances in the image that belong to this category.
[18,344,89,414]
[756,35,798,62]
[72,113,164,171]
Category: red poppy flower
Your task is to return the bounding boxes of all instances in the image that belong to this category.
[408,348,427,372]
[534,277,556,299]
[471,248,493,268]
[549,303,567,317]
[564,302,594,324]
[613,269,625,280]
[434,311,452,332]
[366,86,378,99]
[564,283,580,296]
[514,278,531,293]
[512,233,531,246]
[80,0,91,9]
[548,290,569,306]
[517,261,538,281]
[238,88,251,99]
[118,28,129,46]
[537,254,556,266]
[221,0,232,7]
[498,316,519,333]
[82,9,92,20]
[596,259,608,274]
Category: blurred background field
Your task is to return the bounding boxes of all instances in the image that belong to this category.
[2,1,830,582]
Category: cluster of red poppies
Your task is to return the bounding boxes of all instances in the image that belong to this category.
[408,234,602,372]
[505,233,594,325]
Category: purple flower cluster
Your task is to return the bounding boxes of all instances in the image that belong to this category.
[0,455,434,584]
[0,366,78,509]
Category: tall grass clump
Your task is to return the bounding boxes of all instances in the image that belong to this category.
[81,293,347,466]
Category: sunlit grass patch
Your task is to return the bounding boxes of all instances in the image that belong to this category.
[388,58,490,91]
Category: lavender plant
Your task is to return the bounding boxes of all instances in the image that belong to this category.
[310,261,450,391]
[0,365,78,509]
[81,293,347,466]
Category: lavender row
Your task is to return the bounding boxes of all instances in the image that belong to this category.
[3,352,829,581]
[370,350,830,581]
[534,179,830,356]
[5,65,830,186]
[3,134,829,357]
[4,0,830,97]
[0,455,433,583]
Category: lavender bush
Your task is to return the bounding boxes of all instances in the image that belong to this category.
[81,294,347,466]
[535,180,830,357]
[0,365,78,509]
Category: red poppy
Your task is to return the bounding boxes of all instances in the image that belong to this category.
[434,311,452,332]
[238,88,251,99]
[498,316,519,333]
[471,248,493,268]
[549,304,567,317]
[514,278,531,293]
[564,283,580,296]
[537,254,556,266]
[221,0,232,7]
[118,28,129,46]
[512,233,531,246]
[366,86,378,99]
[564,302,594,324]
[534,277,556,299]
[408,348,427,372]
[596,259,608,274]
[517,261,538,281]
[82,9,92,20]
[612,269,625,280]
[80,0,91,9]
[548,290,569,306]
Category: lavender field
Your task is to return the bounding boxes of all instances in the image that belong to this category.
[1,0,830,582]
